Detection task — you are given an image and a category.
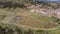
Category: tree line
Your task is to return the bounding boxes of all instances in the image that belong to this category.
[0,1,26,9]
[0,0,59,9]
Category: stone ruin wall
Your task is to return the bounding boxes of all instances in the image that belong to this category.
[29,5,60,19]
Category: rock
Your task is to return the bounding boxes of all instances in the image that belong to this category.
[13,16,21,23]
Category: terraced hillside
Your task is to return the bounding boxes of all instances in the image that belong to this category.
[0,7,60,34]
[0,0,60,34]
[0,8,58,29]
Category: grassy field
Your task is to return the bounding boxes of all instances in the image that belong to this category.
[48,28,60,34]
[12,8,58,29]
[0,8,59,29]
[0,8,60,34]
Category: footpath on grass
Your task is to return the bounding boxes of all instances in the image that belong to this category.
[0,9,60,31]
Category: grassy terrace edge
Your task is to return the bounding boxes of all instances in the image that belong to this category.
[0,8,60,34]
[0,22,60,34]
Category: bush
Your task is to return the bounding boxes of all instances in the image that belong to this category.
[52,16,60,24]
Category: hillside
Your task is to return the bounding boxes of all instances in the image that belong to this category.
[0,0,60,34]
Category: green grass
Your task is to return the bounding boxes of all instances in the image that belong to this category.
[0,8,59,29]
[31,13,54,23]
[48,28,60,34]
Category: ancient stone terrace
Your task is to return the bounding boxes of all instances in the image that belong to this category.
[29,5,60,19]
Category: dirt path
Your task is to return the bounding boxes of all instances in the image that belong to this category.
[1,19,59,31]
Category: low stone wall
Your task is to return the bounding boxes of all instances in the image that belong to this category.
[29,5,60,19]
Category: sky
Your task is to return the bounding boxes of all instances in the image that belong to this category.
[47,0,60,1]
[37,0,60,1]
[36,0,60,2]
